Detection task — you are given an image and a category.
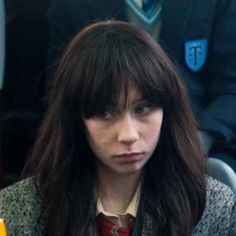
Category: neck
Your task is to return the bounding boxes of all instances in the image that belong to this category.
[96,167,142,213]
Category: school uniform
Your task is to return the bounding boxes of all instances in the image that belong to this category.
[48,0,236,168]
[0,177,235,235]
[96,184,140,235]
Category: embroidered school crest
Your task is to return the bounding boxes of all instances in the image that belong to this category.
[185,39,207,72]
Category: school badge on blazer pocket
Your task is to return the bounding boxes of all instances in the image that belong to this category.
[184,39,207,72]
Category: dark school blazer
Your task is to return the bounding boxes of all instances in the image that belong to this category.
[0,177,235,235]
[48,0,236,162]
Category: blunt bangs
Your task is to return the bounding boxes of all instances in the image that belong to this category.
[64,21,177,118]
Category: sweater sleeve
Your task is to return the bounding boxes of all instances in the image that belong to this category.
[0,178,44,235]
[193,177,236,236]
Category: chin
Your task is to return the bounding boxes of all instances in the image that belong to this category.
[115,164,145,175]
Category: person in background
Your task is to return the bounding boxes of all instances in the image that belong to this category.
[0,20,235,236]
[47,0,236,171]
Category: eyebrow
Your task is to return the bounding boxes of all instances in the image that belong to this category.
[107,94,148,110]
[132,97,147,105]
[123,96,148,109]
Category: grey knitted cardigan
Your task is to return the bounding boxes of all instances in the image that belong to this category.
[0,177,235,236]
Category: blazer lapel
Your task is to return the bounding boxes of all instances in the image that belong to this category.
[160,0,193,60]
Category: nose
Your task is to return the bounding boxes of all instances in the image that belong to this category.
[117,114,139,145]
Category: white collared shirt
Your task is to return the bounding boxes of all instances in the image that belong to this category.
[96,184,141,227]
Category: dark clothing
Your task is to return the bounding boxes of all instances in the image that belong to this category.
[48,0,236,165]
[4,0,50,113]
[2,0,50,179]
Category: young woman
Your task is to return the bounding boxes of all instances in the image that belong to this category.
[0,20,235,236]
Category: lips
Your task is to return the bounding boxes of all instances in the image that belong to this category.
[113,152,143,163]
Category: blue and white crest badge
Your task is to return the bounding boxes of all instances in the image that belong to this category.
[185,39,207,72]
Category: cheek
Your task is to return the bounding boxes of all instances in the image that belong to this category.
[85,121,112,148]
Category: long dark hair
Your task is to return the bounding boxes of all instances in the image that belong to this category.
[24,20,206,235]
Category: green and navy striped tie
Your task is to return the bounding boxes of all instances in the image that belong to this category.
[142,0,158,12]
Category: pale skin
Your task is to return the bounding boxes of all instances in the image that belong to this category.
[84,85,163,214]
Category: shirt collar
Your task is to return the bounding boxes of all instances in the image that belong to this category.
[96,183,141,218]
